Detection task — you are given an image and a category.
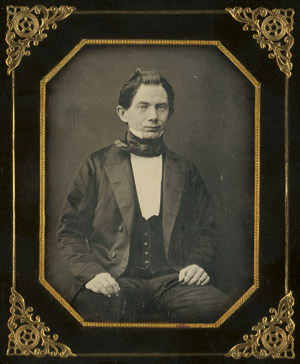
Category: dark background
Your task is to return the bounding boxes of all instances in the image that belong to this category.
[45,44,255,304]
[0,0,299,363]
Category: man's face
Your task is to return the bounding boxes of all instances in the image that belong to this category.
[117,84,170,139]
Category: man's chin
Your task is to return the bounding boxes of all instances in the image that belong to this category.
[142,131,162,140]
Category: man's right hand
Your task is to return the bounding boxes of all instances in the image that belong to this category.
[85,273,120,298]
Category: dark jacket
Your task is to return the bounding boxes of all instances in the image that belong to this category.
[58,144,217,291]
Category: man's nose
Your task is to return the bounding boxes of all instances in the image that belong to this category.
[148,106,158,121]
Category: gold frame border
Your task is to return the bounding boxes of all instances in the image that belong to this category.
[39,39,260,329]
[73,10,228,15]
[284,76,289,295]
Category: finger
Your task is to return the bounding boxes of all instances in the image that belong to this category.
[85,280,97,291]
[183,268,196,284]
[115,281,121,294]
[105,274,120,287]
[98,273,120,294]
[85,281,92,290]
[86,283,98,293]
[96,281,112,297]
[101,278,116,295]
[197,270,208,284]
[201,276,210,286]
[178,269,186,282]
[196,273,207,286]
[188,269,202,285]
[106,277,120,296]
[112,281,120,296]
[91,282,105,294]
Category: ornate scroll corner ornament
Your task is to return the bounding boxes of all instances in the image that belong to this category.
[7,287,76,358]
[225,291,295,359]
[5,5,76,75]
[225,7,294,78]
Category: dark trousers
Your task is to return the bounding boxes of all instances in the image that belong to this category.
[73,267,231,323]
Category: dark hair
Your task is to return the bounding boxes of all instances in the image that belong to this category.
[118,68,175,116]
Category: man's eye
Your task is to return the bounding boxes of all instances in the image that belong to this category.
[157,105,167,111]
[138,105,148,110]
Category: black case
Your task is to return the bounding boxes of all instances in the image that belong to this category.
[0,1,299,363]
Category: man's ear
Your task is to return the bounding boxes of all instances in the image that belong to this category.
[116,105,128,123]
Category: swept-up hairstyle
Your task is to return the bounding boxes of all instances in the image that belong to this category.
[118,68,175,116]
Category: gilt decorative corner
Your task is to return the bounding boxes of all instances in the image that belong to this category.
[7,288,75,358]
[226,292,295,359]
[5,5,75,75]
[226,7,294,78]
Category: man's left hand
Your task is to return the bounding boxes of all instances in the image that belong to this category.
[179,264,210,286]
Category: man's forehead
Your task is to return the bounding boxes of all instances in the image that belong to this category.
[133,84,168,103]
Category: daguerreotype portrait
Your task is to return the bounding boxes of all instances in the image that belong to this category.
[1,1,298,361]
[56,67,231,323]
[43,43,258,325]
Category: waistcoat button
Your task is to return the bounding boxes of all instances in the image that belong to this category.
[118,225,123,232]
[111,251,116,258]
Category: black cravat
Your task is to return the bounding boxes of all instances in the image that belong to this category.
[114,130,164,157]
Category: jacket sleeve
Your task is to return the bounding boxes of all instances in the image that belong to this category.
[57,156,106,286]
[184,162,218,278]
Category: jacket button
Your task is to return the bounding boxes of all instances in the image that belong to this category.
[111,251,116,258]
[118,225,123,232]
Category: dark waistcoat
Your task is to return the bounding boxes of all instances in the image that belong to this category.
[127,184,169,273]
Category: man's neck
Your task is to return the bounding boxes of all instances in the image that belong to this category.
[129,127,144,139]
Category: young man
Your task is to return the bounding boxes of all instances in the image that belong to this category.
[58,68,231,322]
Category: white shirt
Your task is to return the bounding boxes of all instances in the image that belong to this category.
[129,128,163,220]
[130,153,163,220]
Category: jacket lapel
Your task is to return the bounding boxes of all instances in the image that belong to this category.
[162,149,186,257]
[104,144,186,256]
[104,146,136,235]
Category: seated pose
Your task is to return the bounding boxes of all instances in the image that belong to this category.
[57,68,231,322]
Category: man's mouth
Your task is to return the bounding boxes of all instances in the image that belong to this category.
[145,127,161,131]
